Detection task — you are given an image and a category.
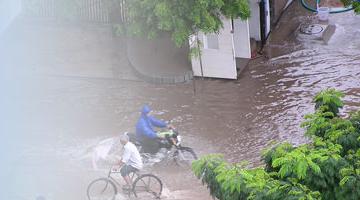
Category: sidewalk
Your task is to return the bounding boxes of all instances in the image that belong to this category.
[126,34,193,84]
[1,16,194,85]
[0,17,138,81]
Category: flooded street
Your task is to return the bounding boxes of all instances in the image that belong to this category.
[1,4,360,200]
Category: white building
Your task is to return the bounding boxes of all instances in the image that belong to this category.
[191,0,292,79]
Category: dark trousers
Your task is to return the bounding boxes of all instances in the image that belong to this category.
[139,136,160,154]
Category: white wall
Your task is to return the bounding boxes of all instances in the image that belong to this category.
[265,0,271,37]
[0,0,21,35]
[248,0,272,41]
[233,19,251,58]
[249,0,261,41]
[191,19,237,79]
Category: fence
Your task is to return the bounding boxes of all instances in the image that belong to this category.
[22,0,56,18]
[78,0,109,23]
[21,0,111,23]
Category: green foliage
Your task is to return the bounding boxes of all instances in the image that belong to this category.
[301,110,333,137]
[119,0,251,47]
[314,89,344,116]
[354,1,360,14]
[337,149,360,199]
[192,154,226,198]
[302,110,360,154]
[262,143,294,172]
[350,111,360,132]
[193,89,360,200]
[271,145,325,180]
[341,0,360,14]
[192,155,321,200]
[341,0,353,6]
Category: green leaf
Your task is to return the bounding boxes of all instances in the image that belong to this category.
[296,159,309,179]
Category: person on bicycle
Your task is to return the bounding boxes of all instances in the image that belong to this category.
[136,105,174,154]
[116,134,143,189]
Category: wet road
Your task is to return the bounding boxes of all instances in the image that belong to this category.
[1,6,360,200]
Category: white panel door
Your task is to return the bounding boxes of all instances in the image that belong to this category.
[233,19,251,58]
[249,0,261,41]
[191,19,237,79]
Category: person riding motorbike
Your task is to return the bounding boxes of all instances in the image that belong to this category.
[135,105,174,154]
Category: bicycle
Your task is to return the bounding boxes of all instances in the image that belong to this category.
[87,166,163,200]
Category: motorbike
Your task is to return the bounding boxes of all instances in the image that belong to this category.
[126,130,197,168]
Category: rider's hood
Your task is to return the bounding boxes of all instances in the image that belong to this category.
[141,105,151,115]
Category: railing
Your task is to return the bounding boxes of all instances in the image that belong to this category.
[78,0,109,23]
[21,0,111,23]
[22,0,56,18]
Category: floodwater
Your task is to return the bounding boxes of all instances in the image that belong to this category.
[1,6,360,200]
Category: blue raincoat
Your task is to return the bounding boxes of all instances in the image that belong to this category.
[136,105,167,139]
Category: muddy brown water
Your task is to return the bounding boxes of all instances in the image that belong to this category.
[1,9,360,200]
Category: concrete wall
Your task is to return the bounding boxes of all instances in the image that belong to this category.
[270,0,289,24]
[127,32,191,77]
[249,1,261,41]
[0,0,21,35]
[233,19,251,58]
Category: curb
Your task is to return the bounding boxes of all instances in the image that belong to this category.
[131,64,193,84]
[126,55,193,84]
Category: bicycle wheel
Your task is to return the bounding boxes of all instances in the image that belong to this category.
[174,146,198,168]
[87,178,117,200]
[133,174,163,199]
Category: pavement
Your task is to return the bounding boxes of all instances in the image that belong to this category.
[1,16,195,85]
[126,33,194,84]
[0,16,138,81]
[3,15,257,85]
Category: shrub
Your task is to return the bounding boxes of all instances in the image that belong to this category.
[193,89,360,200]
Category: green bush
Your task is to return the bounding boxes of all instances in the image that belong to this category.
[193,89,360,200]
[117,0,251,47]
[350,111,360,132]
[314,88,344,117]
[341,0,360,14]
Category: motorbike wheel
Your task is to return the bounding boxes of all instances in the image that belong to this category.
[173,146,198,168]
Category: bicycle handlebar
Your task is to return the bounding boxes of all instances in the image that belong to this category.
[108,165,122,177]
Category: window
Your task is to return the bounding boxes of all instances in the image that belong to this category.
[204,33,219,49]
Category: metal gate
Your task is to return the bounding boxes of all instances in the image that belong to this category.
[21,0,111,23]
[78,0,109,23]
[22,0,56,18]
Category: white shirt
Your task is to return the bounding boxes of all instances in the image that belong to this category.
[122,142,143,170]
